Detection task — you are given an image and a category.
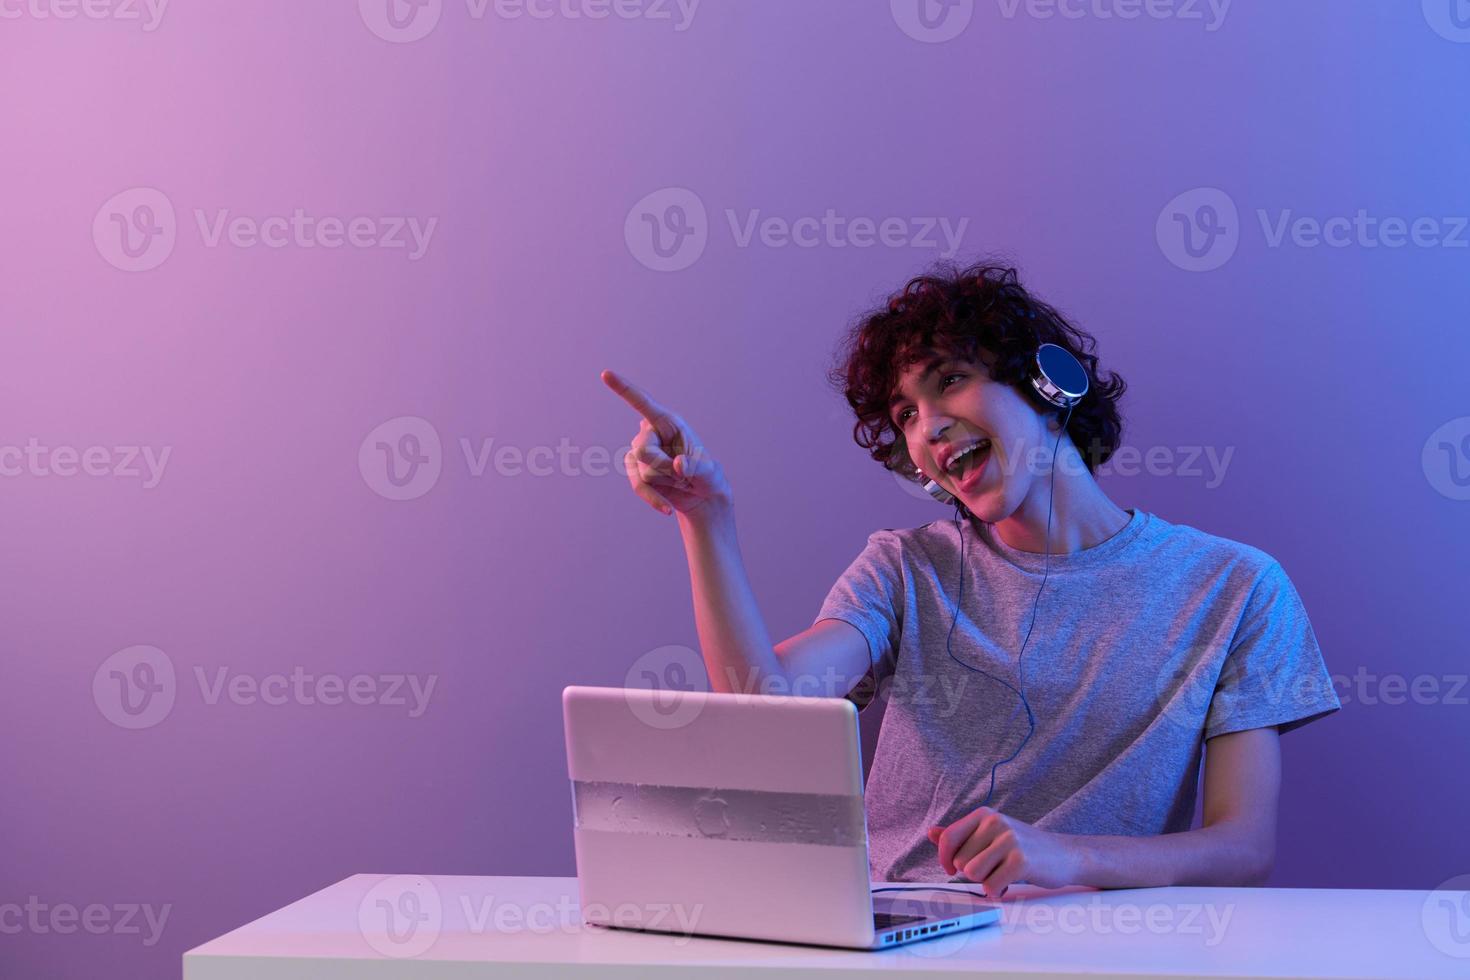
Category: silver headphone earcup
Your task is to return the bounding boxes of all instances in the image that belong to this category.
[1031,343,1090,409]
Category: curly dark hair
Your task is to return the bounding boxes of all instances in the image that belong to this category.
[827,259,1126,483]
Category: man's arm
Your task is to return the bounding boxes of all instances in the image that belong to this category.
[1068,726,1281,888]
[931,726,1282,892]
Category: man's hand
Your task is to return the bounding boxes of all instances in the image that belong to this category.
[927,807,1080,897]
[600,369,730,518]
[926,729,1281,894]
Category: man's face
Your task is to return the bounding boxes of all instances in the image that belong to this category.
[887,350,1052,523]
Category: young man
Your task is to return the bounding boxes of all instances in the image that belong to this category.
[601,261,1340,896]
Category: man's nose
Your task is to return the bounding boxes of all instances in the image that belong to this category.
[922,414,955,445]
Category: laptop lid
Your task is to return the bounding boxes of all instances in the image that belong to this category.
[562,684,880,948]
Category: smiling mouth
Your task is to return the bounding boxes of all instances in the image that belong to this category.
[944,439,992,487]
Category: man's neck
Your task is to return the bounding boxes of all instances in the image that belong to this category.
[988,442,1130,555]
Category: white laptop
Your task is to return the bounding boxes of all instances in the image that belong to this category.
[562,684,1002,950]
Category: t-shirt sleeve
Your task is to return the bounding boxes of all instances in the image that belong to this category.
[1203,560,1342,740]
[813,530,904,706]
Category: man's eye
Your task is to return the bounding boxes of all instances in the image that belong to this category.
[893,375,964,426]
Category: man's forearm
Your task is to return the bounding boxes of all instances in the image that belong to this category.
[1062,821,1272,889]
[675,500,787,695]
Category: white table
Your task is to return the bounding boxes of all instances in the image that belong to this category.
[183,873,1470,979]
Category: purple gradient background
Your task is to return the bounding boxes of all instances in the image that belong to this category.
[3,1,1469,976]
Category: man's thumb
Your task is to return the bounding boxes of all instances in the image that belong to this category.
[676,451,703,479]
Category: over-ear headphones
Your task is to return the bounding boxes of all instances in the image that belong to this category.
[901,342,1090,883]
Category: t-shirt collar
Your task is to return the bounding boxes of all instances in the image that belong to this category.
[968,507,1148,574]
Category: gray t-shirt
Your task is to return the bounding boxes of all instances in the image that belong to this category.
[814,508,1341,883]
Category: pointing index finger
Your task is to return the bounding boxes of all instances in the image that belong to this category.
[601,369,677,438]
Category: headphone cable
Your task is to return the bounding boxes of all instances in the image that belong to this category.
[942,404,1074,813]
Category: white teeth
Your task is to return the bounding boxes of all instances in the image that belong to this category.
[945,440,990,475]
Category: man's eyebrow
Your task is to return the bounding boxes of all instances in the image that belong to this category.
[887,357,954,410]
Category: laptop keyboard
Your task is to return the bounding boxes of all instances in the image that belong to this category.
[873,911,927,929]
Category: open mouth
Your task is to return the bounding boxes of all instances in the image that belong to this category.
[944,439,992,490]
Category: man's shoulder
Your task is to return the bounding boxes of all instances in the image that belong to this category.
[1137,511,1281,580]
[864,518,963,550]
[845,520,963,571]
